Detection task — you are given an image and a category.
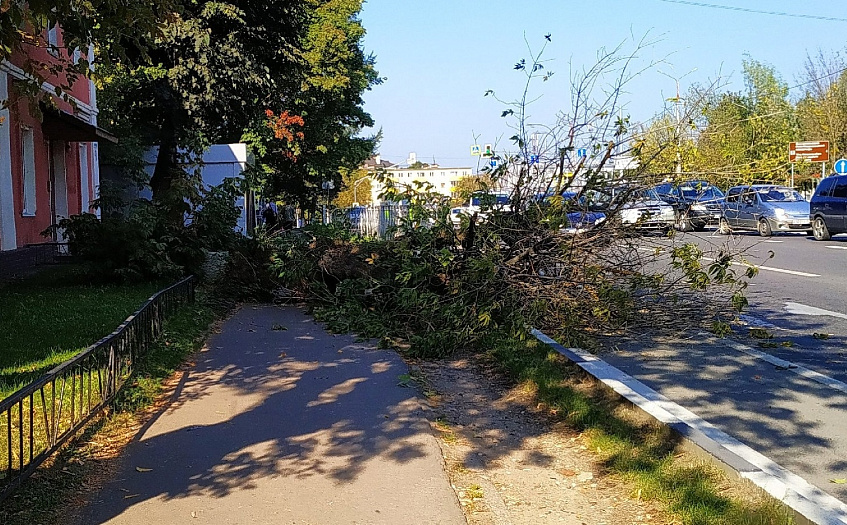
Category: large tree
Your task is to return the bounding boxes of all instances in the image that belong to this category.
[98,0,310,212]
[696,59,797,185]
[257,0,381,209]
[1,0,178,101]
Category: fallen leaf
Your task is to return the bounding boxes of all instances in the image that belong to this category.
[191,511,198,518]
[753,375,762,381]
[135,466,153,473]
[831,478,847,484]
[124,494,140,499]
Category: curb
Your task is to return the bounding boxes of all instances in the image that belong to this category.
[531,329,847,525]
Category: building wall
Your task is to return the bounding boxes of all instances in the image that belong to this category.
[370,166,473,204]
[0,23,98,250]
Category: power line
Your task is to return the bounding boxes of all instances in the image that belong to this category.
[658,0,847,23]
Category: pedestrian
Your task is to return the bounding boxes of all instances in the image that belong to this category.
[262,202,278,229]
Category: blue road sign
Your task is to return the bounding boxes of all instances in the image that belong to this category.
[489,159,498,168]
[835,158,847,175]
[529,154,539,165]
[577,148,587,158]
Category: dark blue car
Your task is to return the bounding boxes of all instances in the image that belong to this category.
[810,175,847,240]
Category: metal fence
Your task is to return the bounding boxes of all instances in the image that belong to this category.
[0,243,68,282]
[0,275,195,501]
[330,204,409,238]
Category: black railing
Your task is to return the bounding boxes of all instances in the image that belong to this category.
[0,243,68,281]
[0,275,195,501]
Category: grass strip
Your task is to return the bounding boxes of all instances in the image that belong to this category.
[0,291,220,525]
[0,266,165,398]
[486,333,793,525]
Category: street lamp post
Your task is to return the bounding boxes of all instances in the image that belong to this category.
[352,177,368,206]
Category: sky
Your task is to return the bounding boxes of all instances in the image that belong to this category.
[358,0,847,168]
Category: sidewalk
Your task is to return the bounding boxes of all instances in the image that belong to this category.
[71,305,465,524]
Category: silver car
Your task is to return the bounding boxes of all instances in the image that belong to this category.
[718,185,811,237]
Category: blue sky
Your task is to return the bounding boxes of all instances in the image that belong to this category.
[359,0,847,167]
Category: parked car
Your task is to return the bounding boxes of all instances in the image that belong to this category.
[718,185,811,237]
[450,191,511,227]
[584,186,675,230]
[653,180,724,231]
[548,192,607,234]
[809,174,847,240]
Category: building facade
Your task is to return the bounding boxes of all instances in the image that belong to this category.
[365,154,474,204]
[0,25,111,251]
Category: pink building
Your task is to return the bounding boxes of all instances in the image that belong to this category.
[0,24,113,252]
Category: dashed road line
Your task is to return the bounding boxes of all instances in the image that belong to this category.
[702,332,847,396]
[785,302,847,321]
[702,257,820,278]
[533,329,847,525]
[826,245,847,250]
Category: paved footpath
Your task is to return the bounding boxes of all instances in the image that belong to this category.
[71,305,465,525]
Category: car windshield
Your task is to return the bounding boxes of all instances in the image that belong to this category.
[757,188,804,202]
[679,184,723,201]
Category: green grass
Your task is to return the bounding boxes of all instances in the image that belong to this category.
[485,333,793,525]
[0,292,219,525]
[0,267,165,398]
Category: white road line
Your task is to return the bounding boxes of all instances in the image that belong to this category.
[714,335,847,396]
[702,257,820,278]
[764,240,784,243]
[826,245,847,250]
[534,329,847,524]
[785,302,847,321]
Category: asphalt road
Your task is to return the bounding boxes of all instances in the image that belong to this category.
[597,228,847,506]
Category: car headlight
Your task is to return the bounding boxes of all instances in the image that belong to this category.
[774,208,786,219]
[691,204,707,211]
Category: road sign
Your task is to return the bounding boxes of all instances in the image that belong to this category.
[577,148,587,158]
[529,154,539,165]
[482,144,493,158]
[835,158,847,174]
[789,141,829,163]
[489,159,498,168]
[470,144,481,156]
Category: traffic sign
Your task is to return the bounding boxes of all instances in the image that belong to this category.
[789,141,829,163]
[482,144,494,158]
[489,159,498,168]
[529,154,539,165]
[835,158,847,174]
[470,144,481,156]
[577,148,587,158]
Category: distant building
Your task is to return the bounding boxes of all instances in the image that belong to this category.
[363,153,474,204]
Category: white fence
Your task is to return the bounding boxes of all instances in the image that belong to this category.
[330,204,409,238]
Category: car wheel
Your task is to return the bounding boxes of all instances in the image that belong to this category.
[757,219,772,237]
[812,216,831,241]
[675,213,691,232]
[718,218,731,235]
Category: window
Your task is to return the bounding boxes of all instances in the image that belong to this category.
[833,178,847,199]
[725,187,742,203]
[816,178,835,197]
[20,127,36,216]
[47,23,59,55]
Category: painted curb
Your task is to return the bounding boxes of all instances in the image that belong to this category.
[531,328,847,525]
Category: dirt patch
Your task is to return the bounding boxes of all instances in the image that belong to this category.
[413,356,666,525]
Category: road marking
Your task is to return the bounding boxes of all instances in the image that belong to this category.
[534,328,847,523]
[737,314,792,332]
[702,257,820,278]
[826,245,847,250]
[764,240,784,243]
[713,334,847,396]
[784,302,847,321]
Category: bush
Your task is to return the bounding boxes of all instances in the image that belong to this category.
[49,181,241,282]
